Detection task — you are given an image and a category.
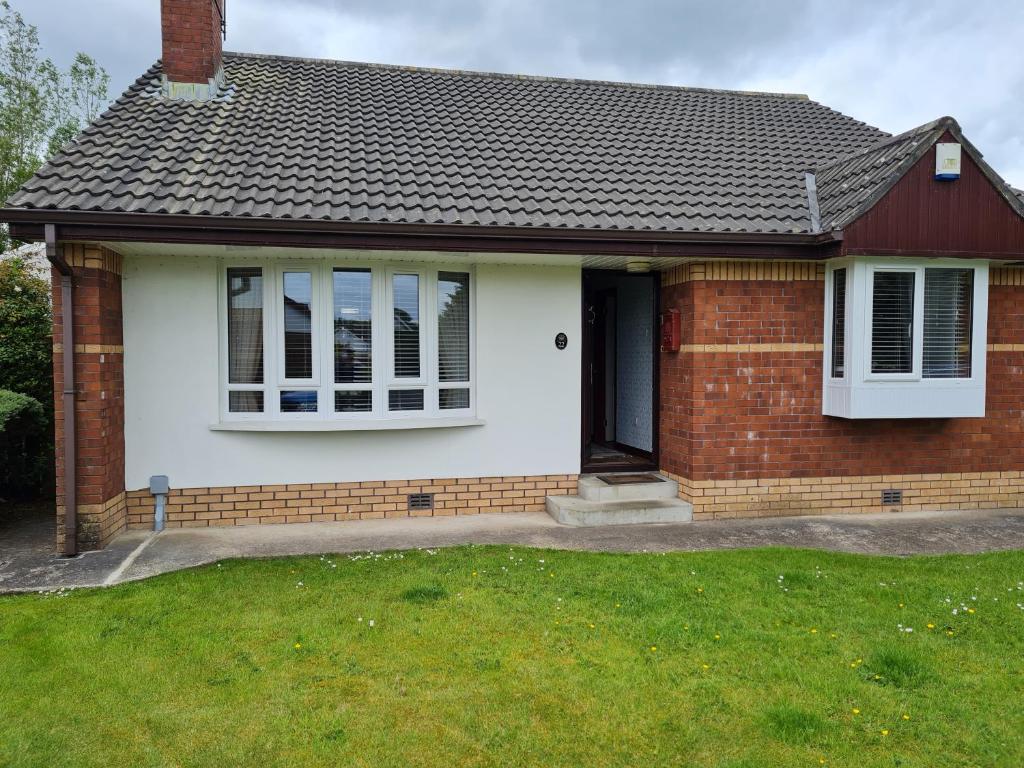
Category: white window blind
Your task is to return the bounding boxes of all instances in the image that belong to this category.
[333,268,372,384]
[392,273,421,378]
[923,268,973,379]
[437,271,470,410]
[227,267,264,413]
[228,390,263,413]
[871,271,915,374]
[283,271,313,379]
[227,268,264,384]
[830,267,846,378]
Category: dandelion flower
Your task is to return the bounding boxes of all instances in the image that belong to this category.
[697,587,704,593]
[650,646,657,652]
[589,623,595,629]
[927,623,935,629]
[714,634,721,640]
[852,708,860,715]
[810,628,818,634]
[294,643,302,650]
[967,608,975,614]
[702,664,710,670]
[902,714,910,721]
[880,729,889,736]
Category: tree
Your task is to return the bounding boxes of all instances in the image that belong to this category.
[0,1,109,250]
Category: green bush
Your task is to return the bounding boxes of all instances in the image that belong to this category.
[0,256,53,406]
[0,389,48,499]
[0,256,53,499]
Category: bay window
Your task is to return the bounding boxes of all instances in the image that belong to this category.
[823,258,987,419]
[220,262,474,424]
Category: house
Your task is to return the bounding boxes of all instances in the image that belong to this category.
[5,0,1024,555]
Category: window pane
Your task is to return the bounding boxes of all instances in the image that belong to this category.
[228,391,264,413]
[439,388,470,410]
[871,271,915,374]
[280,390,317,413]
[283,271,313,379]
[393,273,421,378]
[831,268,846,378]
[333,269,372,383]
[227,267,263,384]
[924,268,973,379]
[438,272,470,382]
[389,389,424,411]
[335,390,372,413]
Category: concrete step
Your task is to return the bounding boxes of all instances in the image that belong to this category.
[545,495,694,527]
[578,472,679,502]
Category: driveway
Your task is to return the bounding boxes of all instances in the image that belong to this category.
[3,507,1024,594]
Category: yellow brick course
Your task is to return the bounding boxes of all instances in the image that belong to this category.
[662,260,825,286]
[662,470,1024,520]
[126,474,578,529]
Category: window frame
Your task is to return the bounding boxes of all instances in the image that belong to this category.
[823,256,989,420]
[218,259,475,424]
[275,264,322,419]
[864,264,923,382]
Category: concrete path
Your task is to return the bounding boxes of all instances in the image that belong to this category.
[3,508,1024,594]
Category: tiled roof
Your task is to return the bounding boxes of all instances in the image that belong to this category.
[812,121,940,231]
[7,53,893,234]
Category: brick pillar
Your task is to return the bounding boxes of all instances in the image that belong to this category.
[52,244,126,552]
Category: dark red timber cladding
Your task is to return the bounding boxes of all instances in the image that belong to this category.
[659,276,1024,483]
[843,130,1024,258]
[52,245,126,551]
[161,0,223,84]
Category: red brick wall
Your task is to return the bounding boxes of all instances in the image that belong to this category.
[161,0,223,84]
[52,245,126,551]
[660,264,1024,483]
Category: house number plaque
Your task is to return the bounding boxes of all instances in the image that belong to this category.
[555,332,568,350]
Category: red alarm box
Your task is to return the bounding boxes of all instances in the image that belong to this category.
[660,308,680,352]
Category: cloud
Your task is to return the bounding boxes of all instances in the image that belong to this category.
[15,0,1024,186]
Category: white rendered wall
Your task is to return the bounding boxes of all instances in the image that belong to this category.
[122,254,582,490]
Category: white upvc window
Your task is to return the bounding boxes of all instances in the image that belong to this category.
[219,261,474,424]
[823,257,988,419]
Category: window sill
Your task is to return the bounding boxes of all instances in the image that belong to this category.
[209,417,486,432]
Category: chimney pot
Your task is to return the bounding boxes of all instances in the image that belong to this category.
[160,0,225,100]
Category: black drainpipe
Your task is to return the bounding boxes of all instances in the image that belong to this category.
[44,224,77,557]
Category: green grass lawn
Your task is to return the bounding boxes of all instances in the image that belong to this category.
[1,546,1023,767]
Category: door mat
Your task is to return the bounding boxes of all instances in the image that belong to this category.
[597,473,665,485]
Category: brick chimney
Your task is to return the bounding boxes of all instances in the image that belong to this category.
[160,0,225,100]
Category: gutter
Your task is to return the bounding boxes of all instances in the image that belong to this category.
[44,224,77,557]
[0,209,843,259]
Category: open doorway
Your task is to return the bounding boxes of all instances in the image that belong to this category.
[581,270,658,473]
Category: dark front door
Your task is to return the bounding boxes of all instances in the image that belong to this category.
[581,271,659,473]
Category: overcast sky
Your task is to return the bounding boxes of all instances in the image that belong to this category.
[16,0,1024,187]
